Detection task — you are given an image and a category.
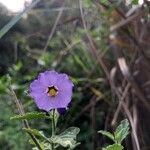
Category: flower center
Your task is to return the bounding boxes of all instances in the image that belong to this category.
[47,86,58,97]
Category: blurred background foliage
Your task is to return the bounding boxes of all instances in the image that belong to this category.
[0,0,150,150]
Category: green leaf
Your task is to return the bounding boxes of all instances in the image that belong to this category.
[100,0,109,5]
[132,0,138,5]
[10,112,48,120]
[114,119,129,143]
[98,130,115,142]
[43,143,52,150]
[23,128,52,143]
[83,0,93,8]
[23,128,45,138]
[105,144,124,150]
[29,139,45,150]
[51,127,80,149]
[28,131,52,150]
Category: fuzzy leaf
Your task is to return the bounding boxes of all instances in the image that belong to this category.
[105,144,124,150]
[23,128,45,138]
[10,112,48,120]
[30,140,51,150]
[51,127,80,149]
[114,119,129,143]
[98,130,115,142]
[43,143,52,150]
[29,139,45,150]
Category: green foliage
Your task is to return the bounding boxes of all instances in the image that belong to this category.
[0,95,30,150]
[99,119,130,150]
[98,131,115,142]
[103,144,123,150]
[131,0,139,5]
[83,0,93,7]
[23,128,46,138]
[23,126,80,150]
[114,119,130,144]
[11,109,80,150]
[100,0,109,5]
[0,0,133,149]
[0,75,11,93]
[10,112,48,120]
[51,127,80,149]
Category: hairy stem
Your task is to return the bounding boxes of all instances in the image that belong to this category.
[51,109,56,150]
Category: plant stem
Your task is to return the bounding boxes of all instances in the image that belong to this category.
[51,109,56,150]
[10,88,43,150]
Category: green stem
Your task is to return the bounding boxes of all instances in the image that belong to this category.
[51,109,56,150]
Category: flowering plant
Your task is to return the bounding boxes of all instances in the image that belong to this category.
[10,70,130,150]
[11,70,80,150]
[98,119,130,150]
[30,71,73,111]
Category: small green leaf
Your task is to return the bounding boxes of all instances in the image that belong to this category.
[114,119,129,143]
[23,128,52,144]
[29,138,52,150]
[10,112,48,120]
[100,0,109,5]
[83,0,93,8]
[98,130,115,142]
[43,143,52,150]
[132,0,138,5]
[29,139,45,150]
[23,128,45,138]
[105,144,124,150]
[51,127,80,149]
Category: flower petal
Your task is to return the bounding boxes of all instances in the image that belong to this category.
[30,79,46,93]
[38,71,59,87]
[29,71,73,112]
[57,108,67,115]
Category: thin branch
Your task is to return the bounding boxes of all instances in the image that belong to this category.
[10,88,42,150]
[110,67,131,125]
[0,0,40,39]
[122,102,140,150]
[79,0,110,80]
[110,9,144,32]
[118,57,150,111]
[43,0,66,52]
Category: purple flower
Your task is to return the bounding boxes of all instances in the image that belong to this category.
[30,71,73,111]
[57,102,72,115]
[57,108,67,115]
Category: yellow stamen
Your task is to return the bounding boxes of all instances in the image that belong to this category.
[47,86,58,97]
